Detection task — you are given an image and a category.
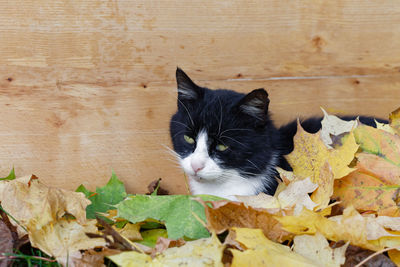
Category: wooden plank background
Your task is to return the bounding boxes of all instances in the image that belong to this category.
[0,0,399,194]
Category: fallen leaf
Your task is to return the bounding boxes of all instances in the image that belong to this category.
[277,177,318,214]
[116,195,220,240]
[138,229,168,248]
[114,223,142,241]
[108,234,224,267]
[334,152,400,216]
[310,162,335,210]
[293,232,348,267]
[227,228,317,267]
[320,108,358,147]
[152,237,186,257]
[28,218,106,264]
[376,120,397,135]
[390,107,400,136]
[276,206,400,251]
[286,122,359,182]
[205,200,292,243]
[0,175,90,230]
[76,172,127,220]
[388,249,400,267]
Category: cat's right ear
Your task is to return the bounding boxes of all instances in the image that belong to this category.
[176,67,203,101]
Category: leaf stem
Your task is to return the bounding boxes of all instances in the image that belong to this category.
[354,246,400,267]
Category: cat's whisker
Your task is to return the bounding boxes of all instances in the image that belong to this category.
[217,97,223,136]
[220,135,249,148]
[219,128,253,136]
[170,120,192,130]
[176,98,195,127]
[246,159,263,172]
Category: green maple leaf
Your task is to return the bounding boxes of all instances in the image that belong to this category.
[76,171,127,219]
[116,194,223,240]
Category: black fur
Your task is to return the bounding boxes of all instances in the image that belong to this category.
[170,68,386,195]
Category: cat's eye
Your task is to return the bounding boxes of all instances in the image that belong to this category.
[183,135,195,144]
[216,144,229,152]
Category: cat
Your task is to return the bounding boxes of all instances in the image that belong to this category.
[169,68,384,200]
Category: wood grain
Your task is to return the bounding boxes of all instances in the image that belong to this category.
[0,75,398,194]
[0,0,399,193]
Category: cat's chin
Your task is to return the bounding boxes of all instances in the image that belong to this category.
[188,174,217,183]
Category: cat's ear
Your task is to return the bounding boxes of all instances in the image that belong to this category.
[176,67,203,101]
[237,88,270,122]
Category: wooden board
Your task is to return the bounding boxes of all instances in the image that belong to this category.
[0,0,399,193]
[0,75,398,194]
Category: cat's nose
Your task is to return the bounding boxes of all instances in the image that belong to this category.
[191,161,205,173]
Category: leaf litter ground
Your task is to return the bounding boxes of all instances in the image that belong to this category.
[2,108,400,266]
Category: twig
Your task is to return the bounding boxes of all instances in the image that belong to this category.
[0,254,57,262]
[354,246,400,267]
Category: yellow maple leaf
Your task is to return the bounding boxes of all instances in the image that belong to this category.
[113,223,143,241]
[108,234,224,267]
[286,122,359,183]
[227,228,317,267]
[276,206,400,251]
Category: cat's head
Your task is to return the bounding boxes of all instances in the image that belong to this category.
[170,68,278,194]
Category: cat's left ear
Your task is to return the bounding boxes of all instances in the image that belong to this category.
[237,88,270,123]
[176,67,203,101]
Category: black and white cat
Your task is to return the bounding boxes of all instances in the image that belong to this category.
[169,68,381,200]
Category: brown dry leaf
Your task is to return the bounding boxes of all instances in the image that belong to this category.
[286,122,359,182]
[0,220,13,267]
[205,200,292,243]
[108,234,224,267]
[227,228,317,267]
[28,218,106,265]
[276,206,400,252]
[0,175,90,231]
[345,245,396,267]
[293,232,348,267]
[390,107,400,136]
[72,248,121,267]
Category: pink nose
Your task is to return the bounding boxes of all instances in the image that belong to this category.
[191,161,205,173]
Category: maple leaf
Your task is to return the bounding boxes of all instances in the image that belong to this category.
[116,195,222,240]
[276,206,400,251]
[226,228,317,267]
[108,234,224,267]
[76,171,127,219]
[286,121,359,182]
[334,124,400,216]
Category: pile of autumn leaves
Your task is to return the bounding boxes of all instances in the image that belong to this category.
[1,108,400,266]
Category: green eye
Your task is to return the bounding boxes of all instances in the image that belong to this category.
[184,135,195,144]
[216,144,229,152]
